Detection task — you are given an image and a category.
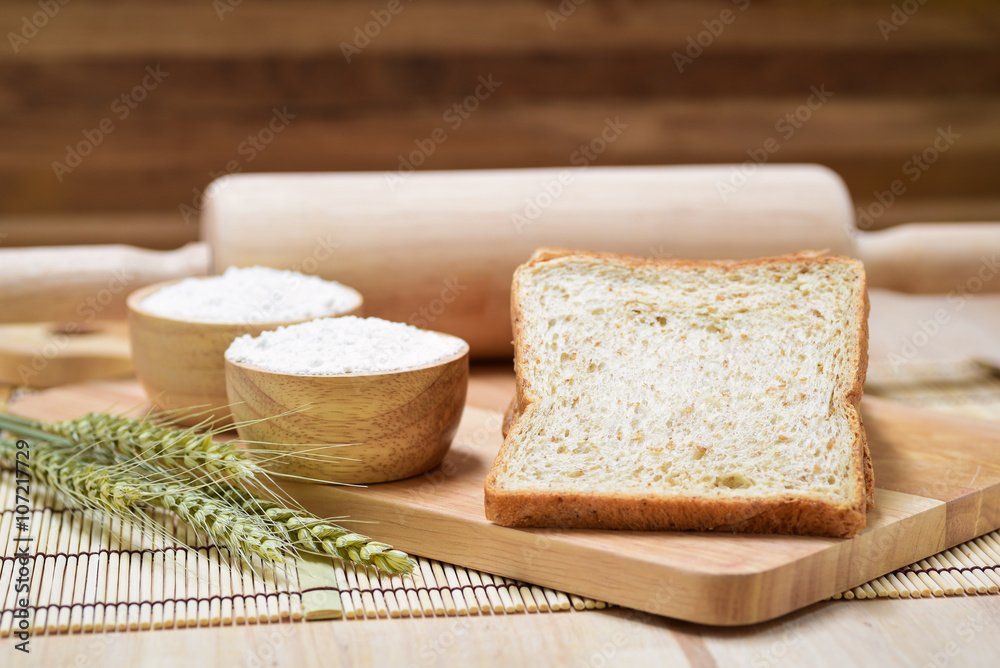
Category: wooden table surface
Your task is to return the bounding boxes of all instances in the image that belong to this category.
[26,289,1000,666]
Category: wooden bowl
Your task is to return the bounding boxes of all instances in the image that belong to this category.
[127,279,363,427]
[224,344,469,484]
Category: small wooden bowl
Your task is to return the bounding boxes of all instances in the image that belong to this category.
[127,279,363,427]
[225,343,469,484]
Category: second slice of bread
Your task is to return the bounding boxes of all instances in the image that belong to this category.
[484,249,872,538]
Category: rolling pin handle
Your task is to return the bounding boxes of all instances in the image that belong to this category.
[0,242,211,324]
[857,223,1000,294]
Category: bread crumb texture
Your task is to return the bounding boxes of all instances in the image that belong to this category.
[487,251,868,535]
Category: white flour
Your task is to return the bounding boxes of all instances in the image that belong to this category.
[140,266,361,323]
[225,316,468,375]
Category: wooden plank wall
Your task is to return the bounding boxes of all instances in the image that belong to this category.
[1,0,997,249]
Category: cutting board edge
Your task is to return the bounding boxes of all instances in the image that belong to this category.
[9,379,1000,626]
[288,481,964,625]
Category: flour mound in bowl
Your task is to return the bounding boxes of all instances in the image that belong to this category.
[225,316,469,375]
[140,266,362,324]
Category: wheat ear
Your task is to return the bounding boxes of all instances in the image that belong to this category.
[208,482,416,574]
[139,480,286,563]
[1,414,416,574]
[0,438,285,563]
[5,412,260,479]
[0,438,140,513]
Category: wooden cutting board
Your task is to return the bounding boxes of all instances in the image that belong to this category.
[8,378,1000,626]
[0,321,132,388]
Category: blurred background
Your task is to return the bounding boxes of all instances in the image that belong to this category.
[0,0,997,249]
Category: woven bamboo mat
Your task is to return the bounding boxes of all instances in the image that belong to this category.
[833,358,1000,600]
[866,359,1000,422]
[2,358,1000,634]
[0,474,604,636]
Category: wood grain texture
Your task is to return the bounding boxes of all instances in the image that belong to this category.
[7,198,1000,251]
[0,242,210,323]
[3,99,998,218]
[1,1,996,62]
[2,1,998,59]
[21,595,1000,668]
[0,213,194,249]
[1,0,998,233]
[126,279,363,427]
[226,348,470,484]
[202,165,859,358]
[202,168,999,356]
[0,321,131,388]
[6,291,1000,664]
[3,164,999,334]
[9,377,1000,625]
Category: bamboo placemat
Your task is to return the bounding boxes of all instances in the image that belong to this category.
[830,530,1000,600]
[0,472,604,636]
[866,358,1000,422]
[3,358,1000,634]
[833,358,1000,600]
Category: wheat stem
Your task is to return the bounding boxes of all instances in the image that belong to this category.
[0,415,74,447]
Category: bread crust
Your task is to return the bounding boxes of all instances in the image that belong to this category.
[484,248,872,538]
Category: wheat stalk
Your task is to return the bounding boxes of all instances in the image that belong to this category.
[0,438,140,513]
[0,437,285,562]
[207,482,416,574]
[139,479,286,563]
[0,411,260,479]
[0,411,417,574]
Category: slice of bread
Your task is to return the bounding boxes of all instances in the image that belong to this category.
[484,249,872,538]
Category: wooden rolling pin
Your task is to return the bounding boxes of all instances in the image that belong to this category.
[1,164,997,358]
